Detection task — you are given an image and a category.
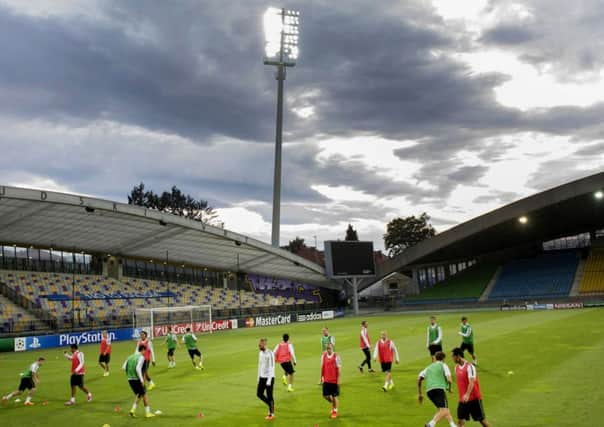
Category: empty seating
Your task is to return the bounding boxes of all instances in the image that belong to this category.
[0,270,318,327]
[406,263,498,303]
[579,249,604,294]
[489,251,579,299]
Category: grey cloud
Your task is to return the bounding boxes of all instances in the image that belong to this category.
[447,165,489,183]
[483,0,604,78]
[575,141,604,156]
[480,24,537,45]
[473,190,520,204]
[0,2,277,142]
[1,0,604,246]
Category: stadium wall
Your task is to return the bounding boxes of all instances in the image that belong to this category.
[1,308,344,353]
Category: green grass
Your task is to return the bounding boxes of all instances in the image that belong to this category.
[408,264,498,300]
[1,308,604,426]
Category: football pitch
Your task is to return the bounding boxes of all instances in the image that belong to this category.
[1,308,603,427]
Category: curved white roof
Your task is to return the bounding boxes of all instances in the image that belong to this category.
[0,186,333,287]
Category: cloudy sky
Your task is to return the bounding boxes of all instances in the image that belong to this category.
[1,0,603,250]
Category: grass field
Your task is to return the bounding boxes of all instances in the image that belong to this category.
[1,308,604,427]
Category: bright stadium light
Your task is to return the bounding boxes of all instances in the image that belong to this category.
[263,7,301,247]
[595,190,604,200]
[518,216,528,225]
[263,7,300,66]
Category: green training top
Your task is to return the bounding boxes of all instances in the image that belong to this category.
[321,335,335,352]
[184,333,198,350]
[461,323,474,344]
[166,333,177,350]
[428,325,440,344]
[125,353,143,380]
[422,361,449,391]
[22,362,38,379]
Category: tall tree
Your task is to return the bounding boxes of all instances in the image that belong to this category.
[284,237,306,253]
[345,224,359,241]
[383,213,436,257]
[127,182,146,206]
[128,183,220,226]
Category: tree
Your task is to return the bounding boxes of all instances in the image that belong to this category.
[127,183,220,226]
[284,237,306,253]
[383,213,436,257]
[345,224,359,241]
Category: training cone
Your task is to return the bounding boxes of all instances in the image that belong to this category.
[114,406,122,412]
[42,401,48,406]
[197,412,205,418]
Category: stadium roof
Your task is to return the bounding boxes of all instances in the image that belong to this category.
[364,171,604,288]
[0,186,333,287]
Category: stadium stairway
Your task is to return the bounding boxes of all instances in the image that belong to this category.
[569,258,586,296]
[478,266,502,302]
[0,294,47,333]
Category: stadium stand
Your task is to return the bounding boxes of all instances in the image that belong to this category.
[0,295,45,333]
[0,270,319,328]
[489,251,579,299]
[579,249,604,294]
[404,263,498,304]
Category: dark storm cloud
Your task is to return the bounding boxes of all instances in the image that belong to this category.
[0,0,523,145]
[0,1,276,141]
[1,0,604,240]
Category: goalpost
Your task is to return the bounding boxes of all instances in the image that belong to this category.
[133,305,212,340]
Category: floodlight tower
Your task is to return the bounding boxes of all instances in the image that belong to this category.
[263,7,300,247]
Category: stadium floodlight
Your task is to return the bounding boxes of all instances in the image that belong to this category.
[518,216,528,224]
[263,7,300,247]
[595,190,604,200]
[263,7,300,66]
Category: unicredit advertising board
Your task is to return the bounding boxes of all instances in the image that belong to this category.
[153,319,237,337]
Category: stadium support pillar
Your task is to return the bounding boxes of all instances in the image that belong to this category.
[346,277,360,316]
[411,268,419,290]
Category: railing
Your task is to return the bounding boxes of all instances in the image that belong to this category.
[0,258,102,275]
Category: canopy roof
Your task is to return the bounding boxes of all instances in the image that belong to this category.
[0,186,333,287]
[365,171,604,288]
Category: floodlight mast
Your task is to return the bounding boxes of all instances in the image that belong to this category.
[264,7,299,247]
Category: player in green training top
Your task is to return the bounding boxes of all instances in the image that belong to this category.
[457,317,477,365]
[183,327,203,370]
[418,351,457,427]
[321,327,335,352]
[427,316,443,362]
[2,357,45,406]
[123,345,155,418]
[165,327,179,369]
